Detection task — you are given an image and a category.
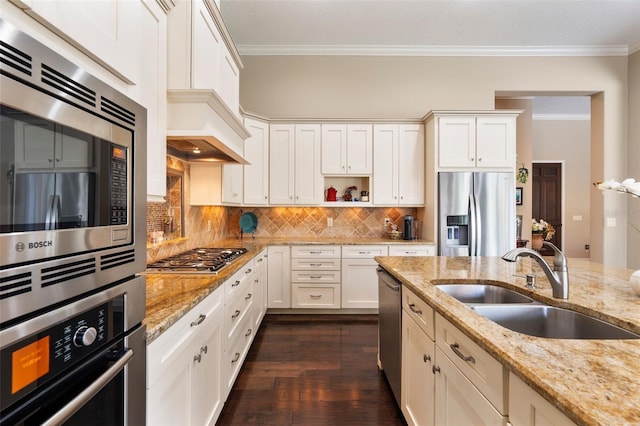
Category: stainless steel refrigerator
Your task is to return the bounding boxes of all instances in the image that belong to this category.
[12,172,94,231]
[438,172,515,256]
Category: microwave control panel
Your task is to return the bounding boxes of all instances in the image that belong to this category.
[110,144,128,225]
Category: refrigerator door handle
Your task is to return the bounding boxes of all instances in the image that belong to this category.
[45,194,60,230]
[469,192,479,256]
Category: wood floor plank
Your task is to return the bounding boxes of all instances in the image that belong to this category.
[216,314,405,426]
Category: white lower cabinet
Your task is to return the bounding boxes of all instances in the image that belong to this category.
[509,373,576,426]
[252,249,268,329]
[291,245,341,309]
[341,245,388,308]
[267,246,291,308]
[147,287,224,426]
[401,310,436,426]
[388,244,435,256]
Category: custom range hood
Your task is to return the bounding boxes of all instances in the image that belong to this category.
[167,89,250,164]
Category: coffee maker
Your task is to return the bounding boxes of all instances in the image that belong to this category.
[403,215,414,240]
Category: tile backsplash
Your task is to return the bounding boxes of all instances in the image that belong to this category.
[227,206,418,239]
[146,156,418,264]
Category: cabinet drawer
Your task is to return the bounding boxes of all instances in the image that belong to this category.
[291,245,341,258]
[147,287,223,387]
[341,245,388,258]
[402,287,435,340]
[225,313,254,393]
[291,270,341,283]
[292,284,341,308]
[291,258,341,270]
[389,245,435,256]
[435,313,507,414]
[224,287,254,342]
[225,259,255,300]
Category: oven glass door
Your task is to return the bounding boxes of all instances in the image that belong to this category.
[2,337,129,426]
[0,104,129,234]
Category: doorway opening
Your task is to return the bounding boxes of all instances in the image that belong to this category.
[532,162,563,256]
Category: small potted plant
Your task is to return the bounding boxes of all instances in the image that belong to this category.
[531,219,555,250]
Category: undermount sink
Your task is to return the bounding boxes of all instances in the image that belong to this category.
[472,305,640,340]
[436,284,536,304]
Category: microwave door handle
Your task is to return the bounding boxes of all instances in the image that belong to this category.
[44,194,60,230]
[41,348,134,426]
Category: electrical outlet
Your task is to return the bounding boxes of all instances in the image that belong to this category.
[384,218,391,226]
[207,220,212,232]
[327,217,333,227]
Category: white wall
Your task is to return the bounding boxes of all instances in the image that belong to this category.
[239,54,630,266]
[628,51,640,269]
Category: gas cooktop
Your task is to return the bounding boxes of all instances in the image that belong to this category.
[146,247,248,274]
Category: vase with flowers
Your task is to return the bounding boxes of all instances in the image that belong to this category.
[594,178,640,296]
[531,219,555,250]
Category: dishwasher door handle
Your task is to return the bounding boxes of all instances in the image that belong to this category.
[378,268,401,292]
[384,279,400,292]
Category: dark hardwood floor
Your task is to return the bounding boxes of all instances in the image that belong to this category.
[216,314,405,425]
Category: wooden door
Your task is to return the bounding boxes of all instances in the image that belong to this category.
[532,163,562,256]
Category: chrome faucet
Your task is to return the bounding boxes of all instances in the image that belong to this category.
[502,241,569,299]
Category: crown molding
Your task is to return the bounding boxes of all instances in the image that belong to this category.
[532,114,591,121]
[236,44,633,57]
[630,41,640,54]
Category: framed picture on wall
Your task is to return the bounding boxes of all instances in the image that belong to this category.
[515,187,523,205]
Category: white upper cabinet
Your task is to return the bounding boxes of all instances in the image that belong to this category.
[141,0,168,201]
[431,112,518,170]
[373,124,424,206]
[167,0,242,116]
[243,118,270,205]
[222,164,243,205]
[12,0,142,83]
[269,124,322,205]
[321,124,372,175]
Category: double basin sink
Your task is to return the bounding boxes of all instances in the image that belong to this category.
[437,284,640,340]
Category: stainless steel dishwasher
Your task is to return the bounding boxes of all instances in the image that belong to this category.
[377,266,402,407]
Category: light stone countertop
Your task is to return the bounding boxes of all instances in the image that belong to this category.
[143,237,434,343]
[374,255,640,426]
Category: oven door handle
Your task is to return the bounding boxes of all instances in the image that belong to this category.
[41,348,134,426]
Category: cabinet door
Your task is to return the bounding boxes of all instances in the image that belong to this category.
[147,351,191,426]
[509,373,576,426]
[267,246,291,308]
[321,124,347,174]
[346,124,373,174]
[294,124,322,204]
[434,347,505,426]
[222,164,243,204]
[190,164,222,205]
[475,116,516,169]
[438,117,476,168]
[191,307,224,426]
[402,311,435,426]
[398,124,424,205]
[22,0,141,83]
[219,46,240,116]
[373,124,399,204]
[191,0,222,90]
[243,118,269,205]
[269,124,295,205]
[252,250,268,329]
[341,258,379,309]
[141,0,167,200]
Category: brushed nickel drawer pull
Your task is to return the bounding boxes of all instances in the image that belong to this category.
[190,314,206,327]
[245,293,253,300]
[245,328,252,337]
[232,309,241,319]
[451,343,475,364]
[310,275,322,279]
[232,280,241,287]
[310,294,322,299]
[231,352,240,363]
[245,268,252,274]
[408,303,423,315]
[309,251,322,254]
[309,263,322,267]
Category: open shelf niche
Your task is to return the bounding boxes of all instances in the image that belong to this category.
[323,176,371,206]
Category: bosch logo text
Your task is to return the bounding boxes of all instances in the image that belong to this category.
[27,241,53,249]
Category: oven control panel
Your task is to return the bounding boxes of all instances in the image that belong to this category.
[0,295,124,412]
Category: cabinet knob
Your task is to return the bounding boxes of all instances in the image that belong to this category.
[478,158,482,162]
[470,157,475,161]
[432,365,440,374]
[265,196,268,200]
[194,354,202,363]
[423,354,431,363]
[201,345,208,355]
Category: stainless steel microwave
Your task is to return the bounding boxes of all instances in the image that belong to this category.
[0,19,147,324]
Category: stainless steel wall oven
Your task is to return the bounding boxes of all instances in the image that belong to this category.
[0,18,147,425]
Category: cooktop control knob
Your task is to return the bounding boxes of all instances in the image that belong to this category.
[74,326,98,347]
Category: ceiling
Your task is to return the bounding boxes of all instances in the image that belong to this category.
[220,0,640,56]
